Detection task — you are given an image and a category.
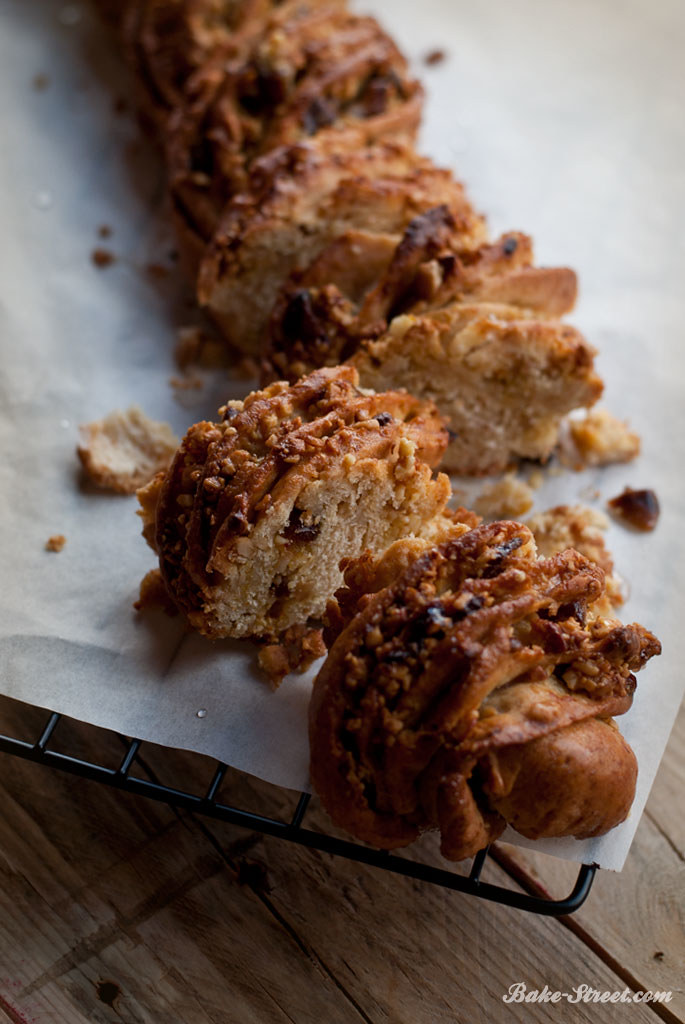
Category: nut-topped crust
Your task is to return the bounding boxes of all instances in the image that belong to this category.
[198,145,485,352]
[309,522,661,859]
[138,365,461,638]
[119,0,334,130]
[167,4,422,241]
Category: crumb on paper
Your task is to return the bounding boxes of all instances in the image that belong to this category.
[424,49,447,66]
[45,534,66,552]
[91,247,115,268]
[565,408,641,469]
[32,73,49,91]
[257,625,327,688]
[98,224,112,239]
[134,568,179,616]
[174,324,228,370]
[526,504,624,609]
[146,262,170,280]
[234,355,260,379]
[170,372,204,392]
[608,488,660,532]
[77,406,179,494]
[473,473,534,521]
[527,469,544,491]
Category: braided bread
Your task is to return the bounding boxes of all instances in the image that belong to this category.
[117,0,329,130]
[166,3,422,244]
[137,365,463,638]
[93,0,612,478]
[197,147,484,353]
[264,208,599,472]
[310,522,661,859]
[265,210,578,380]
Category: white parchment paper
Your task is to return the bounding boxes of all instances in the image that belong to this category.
[0,0,683,871]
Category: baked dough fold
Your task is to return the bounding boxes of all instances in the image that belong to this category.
[309,521,660,859]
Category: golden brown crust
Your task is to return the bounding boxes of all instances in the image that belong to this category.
[483,717,637,842]
[166,4,422,241]
[120,0,317,131]
[140,366,457,638]
[309,521,660,859]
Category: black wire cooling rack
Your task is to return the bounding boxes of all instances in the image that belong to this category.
[0,706,596,916]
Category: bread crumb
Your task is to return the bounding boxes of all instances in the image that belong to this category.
[568,408,641,468]
[258,625,327,687]
[473,474,534,521]
[77,406,179,494]
[234,355,260,380]
[146,262,170,280]
[134,568,179,615]
[91,247,115,268]
[174,325,228,370]
[32,73,49,91]
[527,469,544,491]
[170,372,204,391]
[526,504,623,608]
[98,224,112,239]
[45,534,66,552]
[424,49,447,66]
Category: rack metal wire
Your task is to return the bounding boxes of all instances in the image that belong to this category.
[0,708,596,916]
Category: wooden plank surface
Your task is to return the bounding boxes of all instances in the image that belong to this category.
[0,695,682,1024]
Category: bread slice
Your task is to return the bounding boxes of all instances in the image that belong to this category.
[137,365,462,638]
[265,210,577,382]
[350,303,603,474]
[263,205,596,474]
[166,3,422,243]
[197,143,485,353]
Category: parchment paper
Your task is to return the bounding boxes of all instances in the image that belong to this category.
[1,0,683,871]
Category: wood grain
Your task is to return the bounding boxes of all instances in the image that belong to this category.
[490,701,685,1022]
[0,696,681,1024]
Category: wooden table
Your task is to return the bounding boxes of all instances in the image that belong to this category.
[0,693,682,1024]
